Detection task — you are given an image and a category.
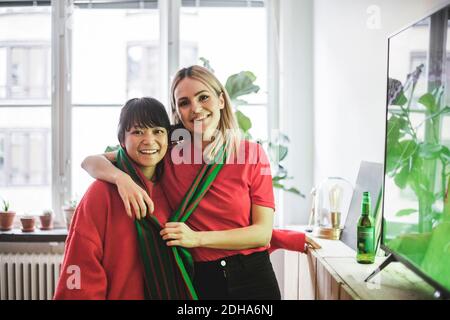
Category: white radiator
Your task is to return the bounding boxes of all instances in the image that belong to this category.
[0,253,63,300]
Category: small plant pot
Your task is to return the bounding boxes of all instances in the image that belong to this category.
[39,215,54,230]
[20,217,36,232]
[63,207,76,230]
[0,211,16,231]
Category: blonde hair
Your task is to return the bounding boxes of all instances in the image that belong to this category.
[170,65,241,161]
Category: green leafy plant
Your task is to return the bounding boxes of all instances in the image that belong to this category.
[64,199,78,209]
[1,198,10,212]
[201,58,304,197]
[386,64,450,232]
[42,209,53,216]
[105,145,120,153]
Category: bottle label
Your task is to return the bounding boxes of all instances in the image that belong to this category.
[357,226,374,253]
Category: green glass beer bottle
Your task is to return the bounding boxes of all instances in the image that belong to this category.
[357,191,375,264]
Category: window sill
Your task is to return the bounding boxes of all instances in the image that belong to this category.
[0,228,67,243]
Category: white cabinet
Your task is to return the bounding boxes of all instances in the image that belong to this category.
[281,225,437,300]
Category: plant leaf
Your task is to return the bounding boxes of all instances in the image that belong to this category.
[395,208,417,217]
[225,71,260,102]
[105,145,120,153]
[285,187,305,197]
[394,165,410,189]
[441,146,450,163]
[272,181,283,189]
[392,91,407,106]
[386,142,402,174]
[273,175,293,182]
[418,93,436,113]
[199,57,215,73]
[269,144,288,162]
[387,115,406,148]
[398,139,418,162]
[233,98,249,106]
[275,164,287,177]
[277,132,290,144]
[419,143,443,160]
[272,182,305,198]
[426,106,450,120]
[272,175,286,182]
[235,110,252,133]
[388,78,404,105]
[277,145,288,162]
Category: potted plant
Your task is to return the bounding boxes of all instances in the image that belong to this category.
[62,199,78,230]
[200,58,305,197]
[20,213,36,232]
[0,198,16,231]
[39,209,54,230]
[386,64,450,232]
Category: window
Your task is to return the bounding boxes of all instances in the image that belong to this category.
[72,7,160,105]
[180,41,198,68]
[180,1,268,140]
[127,41,198,98]
[1,0,271,221]
[0,128,50,186]
[127,42,160,99]
[0,4,52,214]
[0,44,50,100]
[71,2,160,198]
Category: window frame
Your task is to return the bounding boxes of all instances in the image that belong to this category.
[1,0,275,224]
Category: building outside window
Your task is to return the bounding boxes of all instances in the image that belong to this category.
[0,4,52,214]
[0,128,50,187]
[127,42,161,99]
[0,44,50,100]
[127,41,198,99]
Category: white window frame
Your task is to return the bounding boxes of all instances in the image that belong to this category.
[51,0,72,222]
[2,0,275,223]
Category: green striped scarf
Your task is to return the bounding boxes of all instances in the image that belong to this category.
[115,147,225,300]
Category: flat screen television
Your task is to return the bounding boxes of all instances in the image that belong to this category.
[377,3,450,299]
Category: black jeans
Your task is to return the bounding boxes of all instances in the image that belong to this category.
[193,250,281,300]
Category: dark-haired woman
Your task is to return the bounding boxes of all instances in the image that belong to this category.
[54,97,173,299]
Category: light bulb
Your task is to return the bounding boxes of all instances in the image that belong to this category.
[329,184,343,228]
[329,184,343,212]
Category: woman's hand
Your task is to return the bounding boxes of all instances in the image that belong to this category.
[160,222,201,248]
[115,173,154,219]
[305,235,321,252]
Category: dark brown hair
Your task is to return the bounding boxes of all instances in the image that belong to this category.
[117,97,170,181]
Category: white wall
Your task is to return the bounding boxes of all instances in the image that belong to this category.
[313,0,450,191]
[273,0,449,300]
[279,0,314,226]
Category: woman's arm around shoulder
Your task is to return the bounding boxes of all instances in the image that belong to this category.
[81,151,154,218]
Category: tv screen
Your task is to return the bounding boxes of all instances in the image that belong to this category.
[382,3,450,298]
